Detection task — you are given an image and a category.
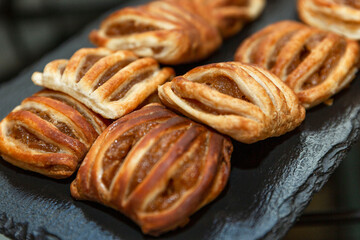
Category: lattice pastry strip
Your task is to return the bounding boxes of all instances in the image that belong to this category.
[158,62,305,143]
[32,48,174,119]
[89,1,222,65]
[298,0,360,40]
[235,21,360,108]
[70,103,232,236]
[0,90,109,179]
[166,0,266,38]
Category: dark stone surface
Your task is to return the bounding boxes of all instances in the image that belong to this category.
[0,0,360,239]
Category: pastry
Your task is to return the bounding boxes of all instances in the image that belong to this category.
[158,62,305,143]
[89,1,222,65]
[32,48,174,119]
[234,21,360,108]
[70,103,232,236]
[167,0,266,38]
[0,90,109,179]
[298,0,360,40]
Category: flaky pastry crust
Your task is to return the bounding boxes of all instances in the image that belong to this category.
[166,0,266,38]
[89,1,222,65]
[32,48,174,119]
[158,62,305,143]
[70,103,232,236]
[298,0,360,40]
[0,90,109,179]
[235,21,360,108]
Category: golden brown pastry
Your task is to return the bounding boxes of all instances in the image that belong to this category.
[89,0,222,65]
[70,103,232,236]
[32,48,174,119]
[158,62,305,144]
[166,0,266,38]
[0,90,109,179]
[234,21,360,109]
[298,0,360,40]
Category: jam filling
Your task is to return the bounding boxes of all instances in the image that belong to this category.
[286,33,326,76]
[43,95,95,130]
[9,124,60,152]
[183,74,249,115]
[151,46,164,54]
[222,18,237,29]
[106,20,160,36]
[127,127,187,197]
[302,39,346,90]
[184,98,238,115]
[110,70,153,101]
[26,108,77,139]
[268,32,297,69]
[93,60,133,90]
[101,121,161,189]
[197,75,248,100]
[218,0,249,6]
[145,134,207,212]
[76,55,104,82]
[286,46,310,76]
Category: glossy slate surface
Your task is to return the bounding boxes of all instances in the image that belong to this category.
[1,0,360,239]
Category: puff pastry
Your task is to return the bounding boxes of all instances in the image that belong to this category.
[70,103,232,236]
[166,0,266,38]
[89,1,222,65]
[32,48,174,119]
[234,21,360,108]
[0,90,109,179]
[158,62,305,143]
[298,0,360,40]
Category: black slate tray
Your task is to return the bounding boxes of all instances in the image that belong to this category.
[1,0,360,239]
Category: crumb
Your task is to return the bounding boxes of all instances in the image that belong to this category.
[324,98,333,106]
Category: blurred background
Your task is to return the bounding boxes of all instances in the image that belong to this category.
[0,0,119,83]
[0,0,360,239]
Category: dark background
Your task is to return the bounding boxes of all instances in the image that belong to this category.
[0,0,360,239]
[0,0,120,84]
